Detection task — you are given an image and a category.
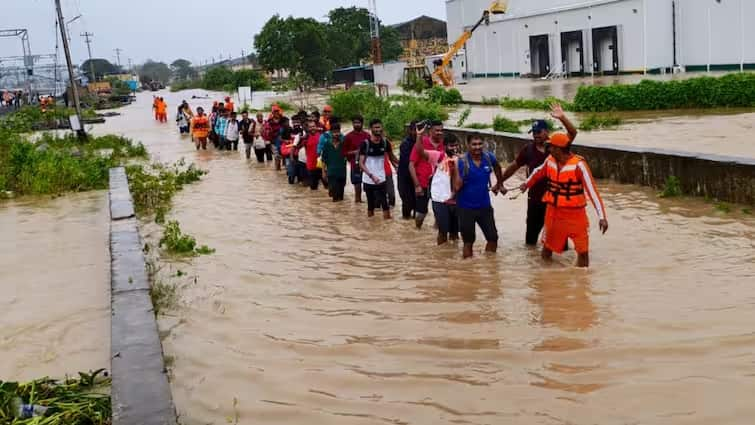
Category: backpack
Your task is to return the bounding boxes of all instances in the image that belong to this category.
[458,151,496,181]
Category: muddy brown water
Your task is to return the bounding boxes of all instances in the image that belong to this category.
[90,90,755,425]
[0,192,110,381]
[2,88,752,424]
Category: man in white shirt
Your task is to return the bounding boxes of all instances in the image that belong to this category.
[225,112,240,151]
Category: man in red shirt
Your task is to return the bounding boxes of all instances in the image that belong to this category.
[343,115,370,203]
[409,120,445,229]
[305,119,323,190]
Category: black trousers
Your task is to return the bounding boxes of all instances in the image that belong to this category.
[458,207,498,244]
[397,173,416,218]
[328,176,347,201]
[309,169,322,190]
[254,148,266,162]
[526,200,546,245]
[364,182,389,212]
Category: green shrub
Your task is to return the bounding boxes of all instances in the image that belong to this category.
[0,132,147,196]
[171,66,271,93]
[579,114,623,131]
[480,96,501,105]
[501,96,573,111]
[659,175,682,198]
[456,107,471,127]
[425,86,463,105]
[573,73,755,111]
[492,116,522,133]
[330,87,448,138]
[401,71,430,94]
[126,160,206,219]
[159,220,214,256]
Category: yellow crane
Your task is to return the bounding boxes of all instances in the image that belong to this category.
[432,0,507,86]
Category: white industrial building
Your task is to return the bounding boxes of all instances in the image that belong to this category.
[445,0,755,78]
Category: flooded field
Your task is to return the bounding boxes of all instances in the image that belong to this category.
[0,191,110,381]
[449,105,755,159]
[91,90,755,425]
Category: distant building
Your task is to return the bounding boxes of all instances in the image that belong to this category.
[390,15,449,62]
[446,0,755,78]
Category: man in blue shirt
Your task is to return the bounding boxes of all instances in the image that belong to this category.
[452,134,504,259]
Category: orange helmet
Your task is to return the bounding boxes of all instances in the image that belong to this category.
[548,133,570,148]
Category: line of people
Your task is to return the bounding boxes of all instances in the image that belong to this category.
[183,98,609,266]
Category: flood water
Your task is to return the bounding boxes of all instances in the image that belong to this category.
[0,192,110,381]
[89,89,755,425]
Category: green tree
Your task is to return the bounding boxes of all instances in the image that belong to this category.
[325,7,403,66]
[254,15,296,75]
[170,59,197,81]
[290,18,334,83]
[81,58,119,81]
[138,60,172,84]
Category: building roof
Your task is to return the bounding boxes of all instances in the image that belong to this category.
[390,15,447,40]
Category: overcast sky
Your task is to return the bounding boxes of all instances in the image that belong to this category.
[1,0,446,68]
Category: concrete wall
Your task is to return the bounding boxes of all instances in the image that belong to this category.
[373,61,407,87]
[445,128,755,206]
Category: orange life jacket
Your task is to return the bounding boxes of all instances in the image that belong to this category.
[192,115,210,138]
[226,101,234,112]
[319,116,331,131]
[541,154,588,208]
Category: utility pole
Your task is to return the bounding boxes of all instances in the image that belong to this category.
[114,48,122,68]
[80,31,95,81]
[54,0,86,139]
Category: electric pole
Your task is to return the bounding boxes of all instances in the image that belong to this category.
[114,48,122,68]
[54,0,86,138]
[80,31,95,81]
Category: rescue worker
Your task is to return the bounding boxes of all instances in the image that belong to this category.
[519,133,609,268]
[320,105,333,131]
[191,107,210,150]
[225,96,235,113]
[156,97,168,123]
[501,103,577,247]
[153,96,159,120]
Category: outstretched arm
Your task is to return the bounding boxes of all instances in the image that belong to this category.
[551,103,577,142]
[518,161,548,192]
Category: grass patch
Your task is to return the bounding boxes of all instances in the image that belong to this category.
[480,96,501,105]
[0,131,147,197]
[0,369,110,424]
[126,160,206,221]
[659,176,682,198]
[492,116,522,133]
[456,107,471,127]
[150,280,178,315]
[579,114,623,131]
[742,208,752,215]
[464,122,492,129]
[573,73,755,111]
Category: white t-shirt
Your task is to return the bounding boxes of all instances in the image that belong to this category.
[225,120,240,141]
[429,151,454,203]
[296,135,307,163]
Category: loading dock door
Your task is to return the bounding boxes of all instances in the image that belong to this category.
[560,30,584,76]
[592,26,619,74]
[529,34,550,77]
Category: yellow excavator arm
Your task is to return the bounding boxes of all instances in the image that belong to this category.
[432,0,507,86]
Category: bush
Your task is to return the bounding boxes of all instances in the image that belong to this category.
[330,86,448,138]
[425,86,463,105]
[150,280,178,315]
[481,96,501,105]
[579,114,623,131]
[126,159,206,220]
[492,115,522,133]
[401,72,430,94]
[501,96,573,111]
[159,220,214,256]
[0,132,147,196]
[573,73,755,111]
[172,66,271,93]
[659,176,682,198]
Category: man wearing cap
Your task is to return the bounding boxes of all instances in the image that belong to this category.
[519,131,608,268]
[501,103,577,247]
